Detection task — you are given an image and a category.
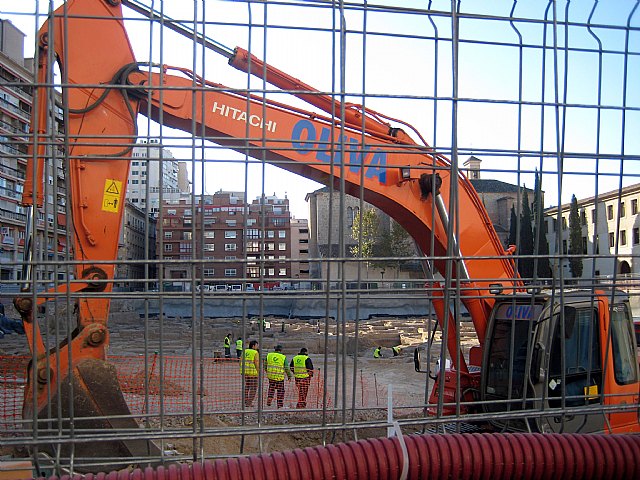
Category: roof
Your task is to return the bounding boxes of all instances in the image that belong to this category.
[469,179,532,194]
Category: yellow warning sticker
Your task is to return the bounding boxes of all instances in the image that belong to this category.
[102,179,122,213]
[584,384,598,399]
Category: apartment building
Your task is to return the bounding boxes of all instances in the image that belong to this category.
[290,218,310,284]
[127,139,190,217]
[159,191,293,289]
[545,183,640,280]
[0,19,68,286]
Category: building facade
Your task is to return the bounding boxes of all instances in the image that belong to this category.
[127,139,190,217]
[465,156,536,247]
[158,191,293,289]
[115,201,157,291]
[0,19,68,287]
[289,218,310,284]
[544,183,640,281]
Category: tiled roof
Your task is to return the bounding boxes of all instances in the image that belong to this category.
[470,179,530,194]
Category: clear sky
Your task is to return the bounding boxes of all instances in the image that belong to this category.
[2,0,638,218]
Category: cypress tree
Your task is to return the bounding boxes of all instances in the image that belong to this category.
[532,171,552,280]
[518,187,535,280]
[568,194,583,279]
[508,205,518,247]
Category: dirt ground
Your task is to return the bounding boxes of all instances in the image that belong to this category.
[1,311,481,460]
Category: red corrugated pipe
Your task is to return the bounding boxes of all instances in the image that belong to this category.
[44,433,640,480]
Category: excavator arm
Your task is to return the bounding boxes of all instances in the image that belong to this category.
[17,0,518,460]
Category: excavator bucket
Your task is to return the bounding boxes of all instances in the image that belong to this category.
[24,357,160,469]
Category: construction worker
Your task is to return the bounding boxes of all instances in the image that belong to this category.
[236,336,243,358]
[392,346,401,357]
[265,345,291,408]
[373,346,382,358]
[223,333,232,358]
[240,340,260,407]
[290,347,314,408]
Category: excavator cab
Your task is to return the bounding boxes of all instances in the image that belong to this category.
[481,289,640,433]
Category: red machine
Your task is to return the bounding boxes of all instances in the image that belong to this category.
[16,0,639,462]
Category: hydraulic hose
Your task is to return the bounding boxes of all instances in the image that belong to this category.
[44,432,640,480]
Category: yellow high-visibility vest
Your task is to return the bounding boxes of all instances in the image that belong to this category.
[241,348,259,376]
[266,352,287,381]
[292,354,309,379]
[224,336,231,348]
[236,339,243,350]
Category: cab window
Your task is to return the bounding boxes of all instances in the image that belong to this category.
[609,304,639,385]
[549,307,602,407]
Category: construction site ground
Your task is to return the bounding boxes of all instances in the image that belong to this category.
[0,299,482,459]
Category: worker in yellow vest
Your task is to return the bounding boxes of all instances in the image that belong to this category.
[373,346,382,358]
[235,337,243,358]
[265,345,291,409]
[224,333,232,358]
[290,347,314,408]
[240,340,260,407]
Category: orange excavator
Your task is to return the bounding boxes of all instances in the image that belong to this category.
[16,0,639,463]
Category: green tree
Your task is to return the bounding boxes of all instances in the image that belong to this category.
[568,194,583,279]
[376,220,414,274]
[532,171,552,279]
[518,187,535,279]
[350,209,379,270]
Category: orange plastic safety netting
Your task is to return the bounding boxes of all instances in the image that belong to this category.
[0,355,338,431]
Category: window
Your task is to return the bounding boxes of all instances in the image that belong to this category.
[549,307,602,408]
[246,218,256,226]
[131,180,139,184]
[562,239,568,254]
[609,232,615,248]
[634,228,639,245]
[607,205,613,220]
[279,268,287,276]
[580,210,586,226]
[164,231,172,239]
[267,230,275,238]
[164,244,173,252]
[278,242,286,251]
[247,266,260,278]
[205,231,215,239]
[621,230,627,246]
[225,243,237,251]
[204,244,215,251]
[268,268,275,276]
[204,268,214,277]
[247,228,260,239]
[225,255,237,260]
[562,217,567,230]
[582,237,587,254]
[609,303,639,385]
[278,230,286,238]
[267,243,275,251]
[225,230,237,239]
[591,209,596,224]
[180,242,192,253]
[620,202,625,217]
[183,231,192,240]
[632,199,638,215]
[247,241,260,252]
[226,220,237,226]
[225,269,237,277]
[167,209,176,216]
[184,209,192,217]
